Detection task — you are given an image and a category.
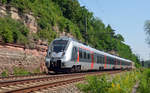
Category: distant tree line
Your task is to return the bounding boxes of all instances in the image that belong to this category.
[145,20,150,46]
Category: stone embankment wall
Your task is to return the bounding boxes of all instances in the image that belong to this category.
[0,42,48,75]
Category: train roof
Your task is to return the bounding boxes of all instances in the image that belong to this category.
[54,37,132,63]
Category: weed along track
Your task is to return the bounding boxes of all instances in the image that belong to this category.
[0,70,122,93]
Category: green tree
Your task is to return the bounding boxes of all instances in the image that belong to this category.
[145,20,150,45]
[115,34,124,42]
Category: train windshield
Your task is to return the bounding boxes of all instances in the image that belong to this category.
[52,40,68,53]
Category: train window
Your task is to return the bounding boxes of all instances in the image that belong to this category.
[110,58,112,64]
[110,58,111,64]
[99,56,101,63]
[99,56,100,63]
[102,55,104,64]
[71,47,77,60]
[107,57,109,64]
[111,58,113,64]
[79,49,82,59]
[88,53,90,59]
[109,57,111,64]
[118,60,120,65]
[98,56,101,63]
[84,52,86,59]
[97,56,99,63]
[113,58,115,64]
[109,57,110,62]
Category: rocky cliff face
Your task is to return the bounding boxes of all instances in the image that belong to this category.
[0,4,37,33]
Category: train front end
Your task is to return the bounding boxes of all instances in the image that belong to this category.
[45,39,69,72]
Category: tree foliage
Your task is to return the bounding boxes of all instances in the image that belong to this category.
[145,20,150,45]
[0,17,29,44]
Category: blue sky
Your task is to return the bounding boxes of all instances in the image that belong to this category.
[78,0,150,60]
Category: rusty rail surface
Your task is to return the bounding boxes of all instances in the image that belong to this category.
[0,73,46,80]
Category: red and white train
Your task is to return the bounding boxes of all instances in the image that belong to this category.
[45,37,133,73]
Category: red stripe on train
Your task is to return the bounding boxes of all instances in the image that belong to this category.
[91,53,94,69]
[77,48,79,63]
[104,55,107,69]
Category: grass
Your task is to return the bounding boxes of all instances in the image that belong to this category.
[13,67,31,76]
[1,70,9,77]
[138,68,150,93]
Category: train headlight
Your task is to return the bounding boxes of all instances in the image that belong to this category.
[45,58,50,63]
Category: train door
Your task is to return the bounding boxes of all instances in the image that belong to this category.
[104,55,107,69]
[115,58,117,69]
[91,53,94,69]
[71,47,77,63]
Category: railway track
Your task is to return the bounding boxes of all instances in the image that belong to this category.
[0,74,47,81]
[0,70,122,93]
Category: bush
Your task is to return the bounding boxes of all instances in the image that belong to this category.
[13,67,31,76]
[1,0,7,4]
[138,69,150,93]
[77,71,140,93]
[37,29,56,43]
[0,17,29,44]
[77,75,111,93]
[108,71,139,93]
[1,70,9,77]
[1,28,13,43]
